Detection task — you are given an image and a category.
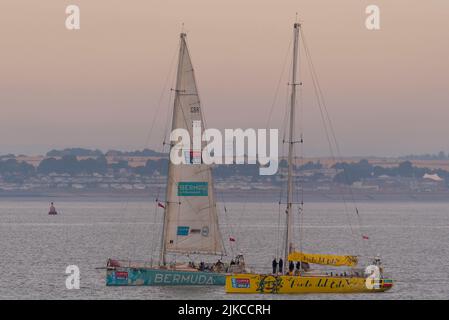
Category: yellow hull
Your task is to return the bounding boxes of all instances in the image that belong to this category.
[226,273,393,294]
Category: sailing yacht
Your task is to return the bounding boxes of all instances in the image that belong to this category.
[225,22,394,294]
[106,32,247,286]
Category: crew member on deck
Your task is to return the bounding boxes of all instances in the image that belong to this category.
[214,259,224,272]
[278,258,283,274]
[49,202,57,214]
[289,261,294,274]
[272,258,278,274]
[373,255,384,276]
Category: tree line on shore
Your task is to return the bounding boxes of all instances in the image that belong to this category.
[333,159,449,185]
[1,149,449,186]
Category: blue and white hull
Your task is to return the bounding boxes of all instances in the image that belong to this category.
[106,267,226,286]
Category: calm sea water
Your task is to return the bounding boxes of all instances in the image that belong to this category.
[0,198,448,300]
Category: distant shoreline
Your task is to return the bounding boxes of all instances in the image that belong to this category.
[1,190,448,202]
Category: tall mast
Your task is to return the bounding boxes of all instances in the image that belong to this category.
[159,32,186,265]
[284,22,300,270]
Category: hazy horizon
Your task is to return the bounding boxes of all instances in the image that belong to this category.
[3,145,449,160]
[1,1,448,157]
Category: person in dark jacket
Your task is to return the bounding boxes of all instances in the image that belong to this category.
[272,258,278,274]
[49,202,57,214]
[278,258,284,274]
[289,261,294,274]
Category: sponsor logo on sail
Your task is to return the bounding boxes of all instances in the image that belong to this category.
[178,182,208,196]
[201,226,209,237]
[177,226,190,236]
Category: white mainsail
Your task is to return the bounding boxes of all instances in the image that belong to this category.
[161,33,224,262]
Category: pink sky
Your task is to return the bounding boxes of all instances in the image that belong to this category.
[0,0,448,156]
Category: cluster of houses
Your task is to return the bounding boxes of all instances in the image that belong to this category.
[0,155,447,194]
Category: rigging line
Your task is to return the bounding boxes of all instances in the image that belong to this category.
[275,79,290,259]
[150,142,172,262]
[279,74,292,257]
[211,177,226,257]
[280,47,294,144]
[300,27,362,256]
[299,80,305,254]
[235,195,248,255]
[149,201,162,265]
[280,121,290,257]
[150,186,163,266]
[200,159,235,258]
[275,202,282,259]
[270,80,289,260]
[162,37,183,147]
[112,43,178,264]
[146,47,179,263]
[176,93,198,138]
[294,137,305,254]
[149,147,171,262]
[144,45,178,150]
[152,60,178,262]
[281,96,289,143]
[265,37,293,129]
[161,88,175,146]
[214,166,253,258]
[301,33,366,249]
[175,98,194,138]
[197,166,227,257]
[217,184,237,258]
[275,137,286,259]
[274,151,283,259]
[209,168,227,257]
[308,69,360,256]
[301,30,364,256]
